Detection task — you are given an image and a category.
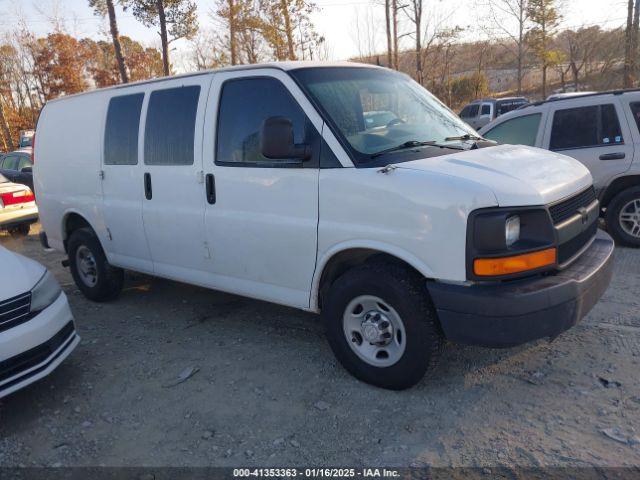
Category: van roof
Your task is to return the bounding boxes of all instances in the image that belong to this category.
[45,61,383,104]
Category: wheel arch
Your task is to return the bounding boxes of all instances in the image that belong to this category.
[311,241,435,312]
[600,175,640,209]
[61,210,99,253]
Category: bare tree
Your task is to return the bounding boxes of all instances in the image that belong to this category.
[215,0,239,64]
[403,0,423,83]
[392,0,399,69]
[625,0,634,86]
[385,0,392,67]
[556,26,600,90]
[89,0,129,83]
[527,0,560,98]
[481,0,530,94]
[188,29,228,69]
[0,99,14,151]
[351,6,380,59]
[127,0,198,76]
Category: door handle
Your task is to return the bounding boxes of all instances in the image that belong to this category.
[144,172,152,200]
[205,173,216,204]
[599,152,626,160]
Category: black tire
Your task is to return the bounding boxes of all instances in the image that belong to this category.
[67,227,124,301]
[8,223,30,237]
[605,186,640,247]
[322,261,443,390]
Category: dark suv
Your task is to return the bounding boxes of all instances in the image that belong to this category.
[0,149,33,191]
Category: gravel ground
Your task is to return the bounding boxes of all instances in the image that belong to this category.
[1,224,639,468]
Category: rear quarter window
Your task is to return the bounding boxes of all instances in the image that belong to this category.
[144,86,201,166]
[629,102,640,132]
[550,104,622,150]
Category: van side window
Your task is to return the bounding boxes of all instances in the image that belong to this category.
[480,104,491,115]
[216,77,306,165]
[145,86,200,165]
[550,104,623,150]
[104,93,144,165]
[483,113,541,146]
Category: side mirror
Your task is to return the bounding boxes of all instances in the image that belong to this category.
[21,166,32,173]
[260,116,311,161]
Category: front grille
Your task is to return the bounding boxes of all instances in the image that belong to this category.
[558,219,598,265]
[549,187,597,225]
[0,321,75,386]
[0,292,33,333]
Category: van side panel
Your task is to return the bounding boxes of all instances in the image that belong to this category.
[35,93,109,251]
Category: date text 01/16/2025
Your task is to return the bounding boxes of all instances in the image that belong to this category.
[232,468,400,477]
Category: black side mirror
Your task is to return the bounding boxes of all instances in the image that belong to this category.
[260,116,311,161]
[21,166,32,173]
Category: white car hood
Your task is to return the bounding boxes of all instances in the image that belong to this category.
[395,144,592,206]
[0,245,45,299]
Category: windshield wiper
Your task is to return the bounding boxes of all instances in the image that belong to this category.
[444,133,485,142]
[371,140,463,158]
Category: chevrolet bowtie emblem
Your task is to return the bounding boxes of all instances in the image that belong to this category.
[578,207,588,224]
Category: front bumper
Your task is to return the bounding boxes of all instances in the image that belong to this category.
[427,230,614,347]
[0,293,79,399]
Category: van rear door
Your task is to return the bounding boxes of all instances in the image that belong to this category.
[101,91,153,272]
[140,76,211,280]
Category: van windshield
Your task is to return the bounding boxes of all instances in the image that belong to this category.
[291,67,478,165]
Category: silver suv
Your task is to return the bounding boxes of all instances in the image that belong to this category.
[479,90,640,247]
[459,97,529,129]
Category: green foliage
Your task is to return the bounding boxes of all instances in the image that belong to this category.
[526,0,561,67]
[448,73,490,106]
[126,0,198,43]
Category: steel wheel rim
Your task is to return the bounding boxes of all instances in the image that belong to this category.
[76,245,98,287]
[342,295,406,367]
[619,198,640,238]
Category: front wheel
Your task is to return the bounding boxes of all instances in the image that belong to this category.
[605,186,640,247]
[67,228,124,301]
[322,262,443,390]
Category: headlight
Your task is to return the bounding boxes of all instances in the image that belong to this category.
[30,270,62,312]
[505,215,520,247]
[467,207,556,280]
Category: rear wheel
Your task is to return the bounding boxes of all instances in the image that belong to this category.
[67,228,124,301]
[322,262,443,390]
[7,223,30,238]
[605,186,640,247]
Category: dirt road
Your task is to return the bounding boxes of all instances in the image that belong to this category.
[1,226,639,468]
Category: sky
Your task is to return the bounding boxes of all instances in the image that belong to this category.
[0,0,627,69]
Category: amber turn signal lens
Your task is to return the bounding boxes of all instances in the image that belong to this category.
[474,248,557,277]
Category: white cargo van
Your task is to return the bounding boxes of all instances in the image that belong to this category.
[35,62,614,389]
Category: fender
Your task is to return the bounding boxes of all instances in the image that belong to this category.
[309,239,436,312]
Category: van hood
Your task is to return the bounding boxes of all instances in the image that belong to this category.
[394,144,592,206]
[0,246,45,299]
